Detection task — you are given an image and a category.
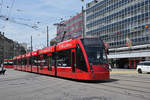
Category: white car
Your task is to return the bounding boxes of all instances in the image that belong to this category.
[137,61,150,74]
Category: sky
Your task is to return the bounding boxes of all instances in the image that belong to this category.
[0,0,92,50]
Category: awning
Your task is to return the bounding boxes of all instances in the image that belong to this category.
[108,51,150,59]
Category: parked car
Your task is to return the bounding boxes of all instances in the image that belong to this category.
[137,61,150,74]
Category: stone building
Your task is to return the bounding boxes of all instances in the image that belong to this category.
[0,33,26,63]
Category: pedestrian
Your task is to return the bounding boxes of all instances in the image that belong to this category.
[1,63,4,70]
[0,63,6,75]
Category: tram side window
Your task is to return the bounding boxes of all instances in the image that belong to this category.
[76,45,88,72]
[17,59,20,65]
[6,61,12,65]
[56,50,71,67]
[5,61,13,65]
[18,59,21,65]
[32,55,40,66]
[30,56,38,66]
[42,54,49,66]
[31,56,35,66]
[26,58,29,66]
[24,58,27,65]
[20,59,22,65]
[48,56,52,70]
[21,59,24,65]
[22,58,26,65]
[45,54,51,69]
[13,60,17,65]
[21,59,23,65]
[52,53,55,66]
[29,57,32,66]
[16,59,20,65]
[15,60,17,65]
[32,56,36,66]
[4,61,8,65]
[16,59,18,65]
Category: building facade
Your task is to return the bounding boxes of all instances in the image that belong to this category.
[0,33,26,63]
[55,12,84,43]
[86,0,150,68]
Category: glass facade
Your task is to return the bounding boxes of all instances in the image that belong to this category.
[86,0,150,48]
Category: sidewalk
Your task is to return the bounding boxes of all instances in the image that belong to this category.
[110,68,137,74]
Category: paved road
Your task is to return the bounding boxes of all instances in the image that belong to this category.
[0,69,150,100]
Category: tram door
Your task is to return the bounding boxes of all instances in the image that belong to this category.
[48,54,52,71]
[71,49,76,72]
[53,52,57,76]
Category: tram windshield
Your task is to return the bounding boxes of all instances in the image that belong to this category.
[81,38,107,65]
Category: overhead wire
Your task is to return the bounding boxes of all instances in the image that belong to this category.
[7,0,15,20]
[0,0,3,14]
[0,0,4,31]
[1,0,56,33]
[0,0,41,33]
[0,0,56,50]
[1,0,16,33]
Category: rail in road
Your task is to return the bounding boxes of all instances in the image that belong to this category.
[0,69,150,100]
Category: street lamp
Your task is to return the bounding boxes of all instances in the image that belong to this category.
[31,35,33,51]
[47,26,49,47]
[81,0,85,38]
[1,32,5,63]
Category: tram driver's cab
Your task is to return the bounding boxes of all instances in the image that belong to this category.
[79,38,110,80]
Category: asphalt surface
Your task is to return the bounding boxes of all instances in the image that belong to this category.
[0,69,150,100]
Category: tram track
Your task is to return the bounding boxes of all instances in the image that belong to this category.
[1,69,150,100]
[99,82,150,94]
[109,80,150,90]
[111,74,150,81]
[0,74,39,83]
[114,78,150,84]
[84,83,150,100]
[79,74,150,100]
[111,75,150,84]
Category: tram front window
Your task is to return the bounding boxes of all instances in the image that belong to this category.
[85,46,107,65]
[81,38,107,65]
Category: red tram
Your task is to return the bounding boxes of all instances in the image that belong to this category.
[8,38,110,80]
[3,59,13,68]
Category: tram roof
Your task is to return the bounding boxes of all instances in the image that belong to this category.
[56,39,77,51]
[4,59,8,61]
[16,55,21,59]
[38,46,54,55]
[25,52,31,57]
[12,56,17,60]
[31,51,38,56]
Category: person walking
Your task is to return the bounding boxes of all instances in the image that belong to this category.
[0,63,6,75]
[1,63,3,69]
